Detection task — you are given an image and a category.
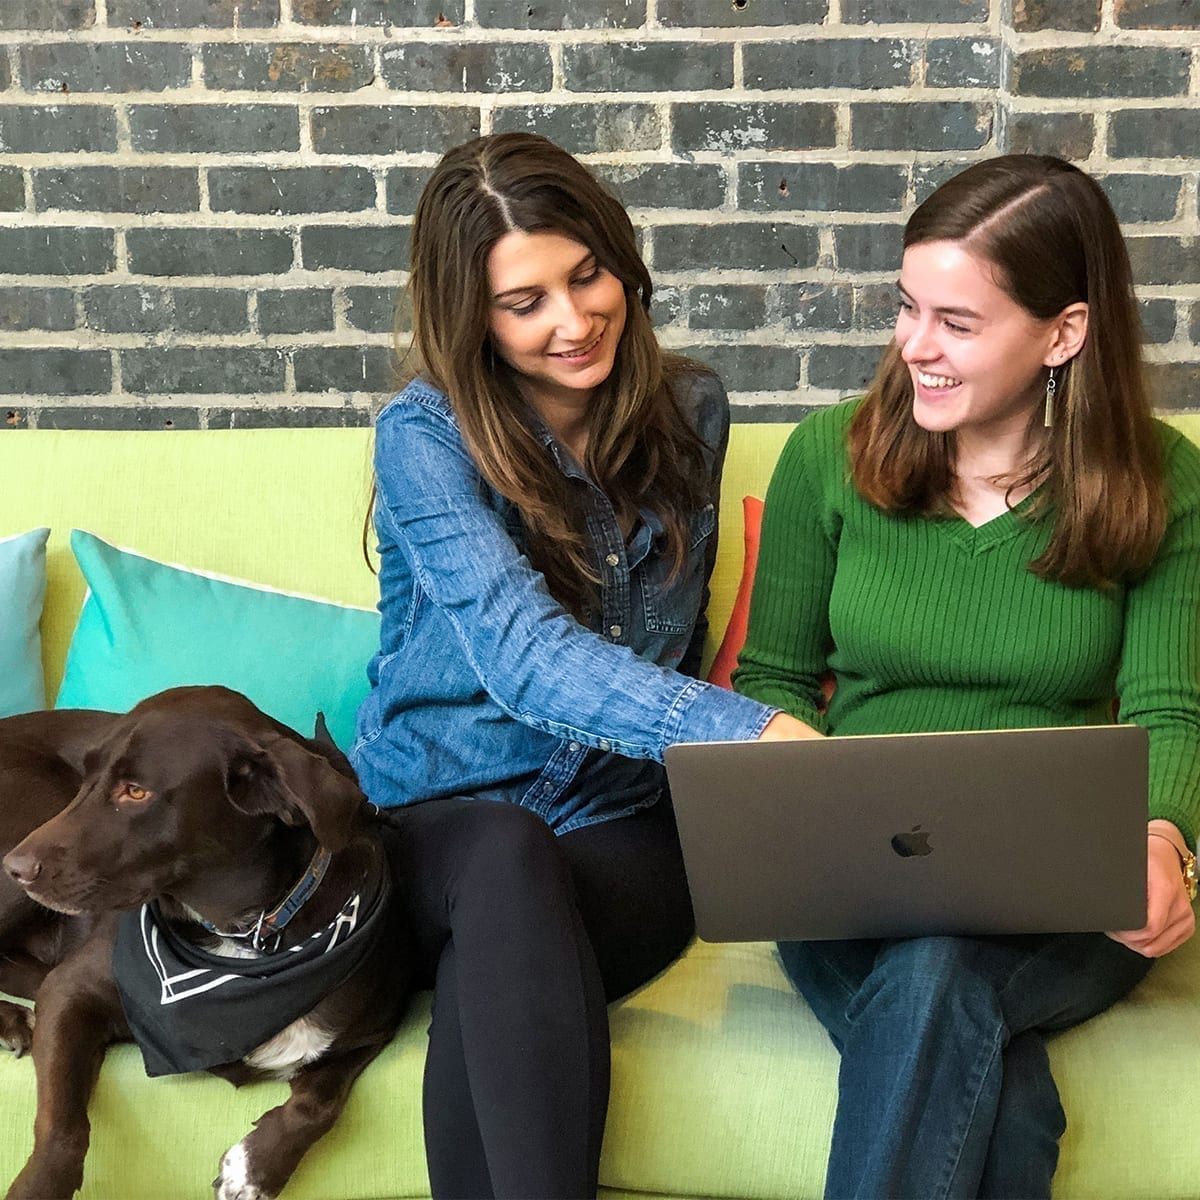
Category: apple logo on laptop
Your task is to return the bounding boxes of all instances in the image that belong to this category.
[891,824,933,858]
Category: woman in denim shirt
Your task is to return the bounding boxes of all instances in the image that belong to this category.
[351,133,816,1199]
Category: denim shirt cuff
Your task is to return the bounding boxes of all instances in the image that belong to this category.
[662,678,779,748]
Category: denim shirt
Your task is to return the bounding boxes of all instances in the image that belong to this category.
[351,372,776,833]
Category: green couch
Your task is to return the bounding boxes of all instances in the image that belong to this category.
[1,418,1198,1200]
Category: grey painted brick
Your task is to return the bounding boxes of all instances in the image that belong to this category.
[1127,237,1200,286]
[834,223,904,272]
[122,347,287,394]
[1148,362,1200,411]
[0,2,94,31]
[293,345,395,392]
[1003,110,1094,158]
[208,166,376,215]
[853,282,900,332]
[598,163,726,211]
[852,102,993,152]
[292,0,464,24]
[912,160,970,205]
[844,0,987,18]
[808,343,888,392]
[1012,0,1101,29]
[0,104,117,153]
[1115,0,1197,29]
[312,105,479,155]
[1109,109,1200,160]
[107,0,279,26]
[20,42,191,93]
[203,43,373,92]
[0,349,111,395]
[745,38,915,92]
[1191,301,1200,346]
[36,405,201,429]
[301,225,409,273]
[729,402,817,423]
[127,228,294,277]
[1139,298,1176,344]
[207,404,370,429]
[657,0,827,25]
[778,283,854,332]
[257,288,335,334]
[381,42,552,92]
[677,343,800,392]
[653,222,819,272]
[33,167,199,214]
[130,105,300,153]
[494,103,661,154]
[0,54,10,90]
[173,287,248,333]
[0,288,76,332]
[476,0,645,29]
[0,227,114,275]
[1013,46,1190,99]
[925,38,1001,88]
[1100,174,1181,224]
[673,102,836,154]
[565,42,730,93]
[0,167,22,211]
[687,286,767,331]
[739,162,906,213]
[344,286,406,333]
[650,286,682,328]
[386,167,435,215]
[83,285,172,333]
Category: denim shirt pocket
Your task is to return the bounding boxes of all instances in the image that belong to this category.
[638,502,716,635]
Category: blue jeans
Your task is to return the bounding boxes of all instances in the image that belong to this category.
[778,933,1154,1200]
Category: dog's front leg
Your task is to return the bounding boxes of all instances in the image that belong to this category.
[5,942,124,1200]
[214,1041,385,1200]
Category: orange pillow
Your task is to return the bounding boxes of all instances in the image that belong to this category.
[706,495,764,690]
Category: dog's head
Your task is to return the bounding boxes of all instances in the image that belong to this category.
[2,686,368,916]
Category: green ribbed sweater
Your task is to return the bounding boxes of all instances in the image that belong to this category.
[733,399,1200,845]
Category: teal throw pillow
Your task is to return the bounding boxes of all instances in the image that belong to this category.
[0,528,50,717]
[56,530,380,750]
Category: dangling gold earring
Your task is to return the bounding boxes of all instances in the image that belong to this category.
[1043,366,1057,429]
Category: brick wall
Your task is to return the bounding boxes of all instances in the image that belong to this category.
[0,0,1196,429]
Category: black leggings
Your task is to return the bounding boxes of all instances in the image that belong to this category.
[380,795,695,1200]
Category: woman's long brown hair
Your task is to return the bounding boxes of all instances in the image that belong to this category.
[849,154,1165,589]
[368,132,710,616]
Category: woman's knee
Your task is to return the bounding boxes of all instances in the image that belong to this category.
[445,800,571,899]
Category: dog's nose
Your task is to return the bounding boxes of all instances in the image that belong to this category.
[3,850,42,887]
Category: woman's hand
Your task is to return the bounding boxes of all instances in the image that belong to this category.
[756,712,823,741]
[1107,821,1196,957]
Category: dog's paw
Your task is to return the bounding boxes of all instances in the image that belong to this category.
[0,1002,34,1057]
[213,1142,276,1200]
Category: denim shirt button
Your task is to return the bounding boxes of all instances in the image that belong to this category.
[609,624,622,638]
[541,781,554,795]
[598,739,612,752]
[568,741,582,753]
[605,553,619,567]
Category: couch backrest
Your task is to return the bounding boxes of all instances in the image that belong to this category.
[2,416,1197,701]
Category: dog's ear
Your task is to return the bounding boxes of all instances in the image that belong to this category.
[225,734,366,852]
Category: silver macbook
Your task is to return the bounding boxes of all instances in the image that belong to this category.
[665,726,1147,942]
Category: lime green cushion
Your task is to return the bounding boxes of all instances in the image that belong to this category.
[55,530,380,749]
[0,528,49,717]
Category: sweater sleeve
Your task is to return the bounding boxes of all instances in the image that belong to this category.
[1115,431,1200,847]
[732,412,839,730]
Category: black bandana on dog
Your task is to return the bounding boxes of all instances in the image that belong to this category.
[113,870,391,1077]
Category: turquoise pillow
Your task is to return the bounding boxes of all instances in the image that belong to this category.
[0,528,50,717]
[56,530,380,750]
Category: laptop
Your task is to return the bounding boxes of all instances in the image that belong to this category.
[664,725,1147,942]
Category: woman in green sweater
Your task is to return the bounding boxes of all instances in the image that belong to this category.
[734,155,1200,1200]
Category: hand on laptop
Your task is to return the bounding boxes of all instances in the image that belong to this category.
[757,712,823,741]
[1107,821,1196,958]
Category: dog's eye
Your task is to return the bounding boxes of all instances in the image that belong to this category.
[114,782,153,807]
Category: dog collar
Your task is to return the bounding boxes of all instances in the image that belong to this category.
[198,846,333,954]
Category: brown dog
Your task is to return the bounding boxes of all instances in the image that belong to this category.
[0,685,409,1200]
